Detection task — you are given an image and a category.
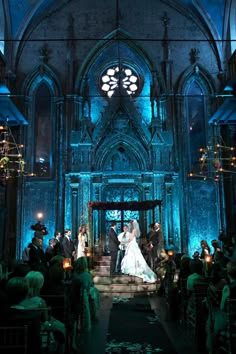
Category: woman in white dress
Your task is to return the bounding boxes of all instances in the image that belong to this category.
[121,220,157,283]
[76,225,87,259]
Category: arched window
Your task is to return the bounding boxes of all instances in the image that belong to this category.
[34,82,52,177]
[186,80,207,172]
[100,65,141,97]
[0,2,5,54]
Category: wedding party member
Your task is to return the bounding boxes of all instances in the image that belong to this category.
[61,229,75,260]
[121,220,157,283]
[54,230,63,256]
[75,225,87,260]
[108,222,120,275]
[45,238,57,263]
[148,222,162,271]
[116,224,130,273]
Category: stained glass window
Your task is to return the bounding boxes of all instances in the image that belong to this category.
[100,65,139,97]
[104,187,140,236]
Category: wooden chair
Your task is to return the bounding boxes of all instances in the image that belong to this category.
[40,294,65,322]
[218,298,236,354]
[0,324,28,354]
[178,278,188,325]
[26,306,57,353]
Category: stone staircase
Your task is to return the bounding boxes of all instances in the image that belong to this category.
[92,255,159,297]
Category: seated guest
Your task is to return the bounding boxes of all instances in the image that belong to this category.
[19,271,49,321]
[186,259,207,327]
[19,271,65,343]
[187,259,206,293]
[41,262,65,322]
[43,262,64,295]
[207,260,236,353]
[5,276,42,354]
[178,254,191,282]
[205,264,227,353]
[7,261,31,280]
[71,257,100,331]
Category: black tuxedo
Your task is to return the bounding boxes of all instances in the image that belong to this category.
[149,229,161,270]
[54,238,63,256]
[61,236,75,258]
[108,227,120,274]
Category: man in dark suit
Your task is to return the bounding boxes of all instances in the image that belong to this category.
[54,230,63,256]
[149,222,162,271]
[61,229,75,259]
[28,236,48,275]
[108,222,120,275]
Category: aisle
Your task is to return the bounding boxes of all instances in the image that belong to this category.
[105,296,177,353]
[72,294,197,354]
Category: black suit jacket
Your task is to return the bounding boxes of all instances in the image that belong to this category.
[108,227,120,252]
[149,230,160,247]
[61,236,75,258]
[28,244,47,274]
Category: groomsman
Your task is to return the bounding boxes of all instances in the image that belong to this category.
[61,229,75,259]
[149,222,162,271]
[108,222,120,275]
[54,230,63,256]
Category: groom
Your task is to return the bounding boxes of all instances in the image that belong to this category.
[116,224,130,273]
[108,222,120,275]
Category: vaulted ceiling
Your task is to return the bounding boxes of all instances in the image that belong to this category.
[1,0,231,43]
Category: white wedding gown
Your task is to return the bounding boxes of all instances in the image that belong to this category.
[121,235,157,283]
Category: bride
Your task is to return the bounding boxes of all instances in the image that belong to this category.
[121,220,157,283]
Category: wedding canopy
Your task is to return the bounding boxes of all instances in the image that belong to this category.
[88,200,162,211]
[87,200,162,254]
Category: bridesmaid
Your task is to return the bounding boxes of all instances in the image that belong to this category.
[75,225,87,260]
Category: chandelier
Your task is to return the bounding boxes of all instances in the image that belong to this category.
[189,138,236,181]
[0,123,34,180]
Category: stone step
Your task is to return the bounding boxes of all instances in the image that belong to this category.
[93,276,112,285]
[93,274,146,285]
[96,282,158,294]
[94,265,110,272]
[93,255,111,261]
[93,260,111,266]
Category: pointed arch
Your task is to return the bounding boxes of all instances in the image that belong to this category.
[229,0,236,54]
[176,64,215,172]
[23,64,63,178]
[75,28,166,94]
[23,63,62,97]
[94,134,150,172]
[74,28,165,125]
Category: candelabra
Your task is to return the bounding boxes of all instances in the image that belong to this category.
[189,138,236,181]
[0,123,34,181]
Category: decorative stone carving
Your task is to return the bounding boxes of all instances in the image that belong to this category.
[190,48,200,64]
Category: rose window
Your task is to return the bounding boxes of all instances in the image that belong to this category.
[101,66,139,97]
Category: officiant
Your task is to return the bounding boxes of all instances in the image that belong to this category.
[116,224,130,274]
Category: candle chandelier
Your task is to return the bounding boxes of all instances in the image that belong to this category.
[189,137,236,181]
[0,123,34,180]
